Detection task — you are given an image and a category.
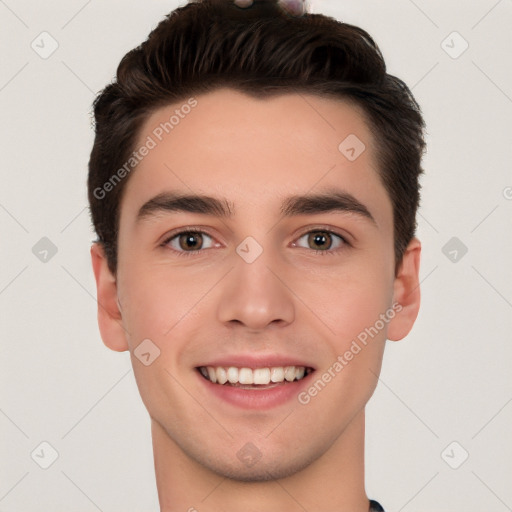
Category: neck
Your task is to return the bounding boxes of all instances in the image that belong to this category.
[152,408,370,512]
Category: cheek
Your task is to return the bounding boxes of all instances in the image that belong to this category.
[117,265,179,341]
[117,256,222,354]
[290,259,393,346]
[333,286,391,344]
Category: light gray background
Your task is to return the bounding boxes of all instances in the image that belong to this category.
[1,1,511,510]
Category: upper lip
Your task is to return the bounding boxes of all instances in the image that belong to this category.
[197,354,315,370]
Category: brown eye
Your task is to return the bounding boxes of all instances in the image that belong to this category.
[178,232,204,251]
[165,231,215,253]
[307,231,333,250]
[294,230,346,253]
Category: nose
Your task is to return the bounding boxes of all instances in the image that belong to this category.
[216,245,295,332]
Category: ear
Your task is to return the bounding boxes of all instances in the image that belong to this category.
[90,242,129,352]
[387,237,422,342]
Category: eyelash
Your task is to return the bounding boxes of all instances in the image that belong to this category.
[160,226,350,258]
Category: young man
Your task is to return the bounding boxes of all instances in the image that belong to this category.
[88,1,425,510]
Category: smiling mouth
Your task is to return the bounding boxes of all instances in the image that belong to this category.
[197,365,314,388]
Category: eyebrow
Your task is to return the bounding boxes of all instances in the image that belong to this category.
[136,190,377,226]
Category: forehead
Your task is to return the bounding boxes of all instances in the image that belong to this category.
[121,88,392,230]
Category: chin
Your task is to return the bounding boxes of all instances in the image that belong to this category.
[187,443,321,482]
[209,459,311,482]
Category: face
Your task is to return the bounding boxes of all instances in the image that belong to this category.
[92,88,420,481]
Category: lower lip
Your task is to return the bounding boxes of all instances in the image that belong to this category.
[196,370,314,410]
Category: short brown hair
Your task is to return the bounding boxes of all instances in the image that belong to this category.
[88,0,426,276]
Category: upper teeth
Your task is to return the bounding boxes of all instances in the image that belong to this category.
[199,366,309,385]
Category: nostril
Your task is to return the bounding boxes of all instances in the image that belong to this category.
[233,0,253,7]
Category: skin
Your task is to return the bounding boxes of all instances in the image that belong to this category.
[91,88,421,512]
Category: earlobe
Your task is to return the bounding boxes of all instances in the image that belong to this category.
[387,237,422,342]
[90,243,129,352]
